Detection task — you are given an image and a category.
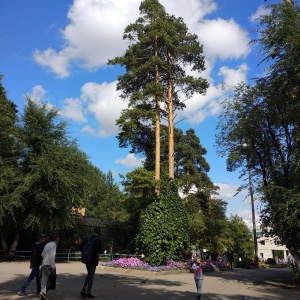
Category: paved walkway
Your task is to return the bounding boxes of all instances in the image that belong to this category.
[0,261,299,300]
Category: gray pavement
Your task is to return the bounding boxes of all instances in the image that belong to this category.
[0,261,299,300]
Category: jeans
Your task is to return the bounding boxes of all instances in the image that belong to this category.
[20,265,41,293]
[195,278,203,295]
[83,264,96,293]
[40,265,53,294]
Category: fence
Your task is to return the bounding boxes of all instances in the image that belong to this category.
[0,249,141,263]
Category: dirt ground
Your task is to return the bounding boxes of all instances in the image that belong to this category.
[0,261,299,300]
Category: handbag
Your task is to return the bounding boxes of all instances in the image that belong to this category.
[47,271,57,290]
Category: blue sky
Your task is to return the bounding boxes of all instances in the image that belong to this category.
[0,0,278,225]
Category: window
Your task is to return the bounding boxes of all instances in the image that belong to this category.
[260,240,265,245]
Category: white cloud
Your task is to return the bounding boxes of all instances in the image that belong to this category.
[162,0,217,25]
[249,5,271,23]
[27,85,47,103]
[61,80,128,137]
[236,208,260,228]
[197,18,251,61]
[33,0,254,131]
[236,209,253,228]
[82,125,97,136]
[215,182,242,199]
[218,64,248,87]
[81,81,128,137]
[115,153,144,168]
[33,0,140,78]
[59,97,87,123]
[33,48,70,78]
[33,0,250,77]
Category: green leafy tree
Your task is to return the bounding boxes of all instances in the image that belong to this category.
[121,168,156,228]
[227,215,254,260]
[201,198,230,255]
[0,75,18,160]
[0,75,23,256]
[136,180,189,265]
[175,128,213,201]
[216,0,300,279]
[0,98,101,257]
[186,193,206,247]
[19,99,96,231]
[88,171,129,222]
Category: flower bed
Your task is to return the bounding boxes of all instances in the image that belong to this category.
[102,257,188,272]
[102,257,230,273]
[202,260,229,271]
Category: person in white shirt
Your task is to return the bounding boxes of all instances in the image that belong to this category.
[39,235,57,300]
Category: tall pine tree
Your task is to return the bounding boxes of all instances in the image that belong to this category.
[109,0,208,187]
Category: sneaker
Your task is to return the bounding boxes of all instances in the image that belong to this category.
[39,292,48,300]
[80,289,86,298]
[85,293,95,299]
[17,291,28,296]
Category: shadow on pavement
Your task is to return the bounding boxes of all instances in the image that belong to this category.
[0,264,299,300]
[205,268,296,288]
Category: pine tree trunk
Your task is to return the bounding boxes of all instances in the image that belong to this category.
[154,35,161,195]
[167,51,174,179]
[186,168,190,202]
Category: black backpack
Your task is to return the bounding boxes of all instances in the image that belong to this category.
[81,237,94,265]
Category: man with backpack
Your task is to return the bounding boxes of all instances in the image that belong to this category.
[79,227,102,299]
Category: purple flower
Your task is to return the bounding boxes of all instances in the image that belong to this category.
[102,258,189,272]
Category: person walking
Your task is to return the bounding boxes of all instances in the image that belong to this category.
[39,235,57,300]
[227,251,234,269]
[17,234,47,296]
[79,227,102,299]
[191,256,204,300]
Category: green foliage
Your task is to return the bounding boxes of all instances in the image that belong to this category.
[15,99,95,232]
[87,171,129,222]
[216,1,300,279]
[266,258,276,265]
[202,198,230,254]
[0,75,18,160]
[121,168,156,227]
[227,215,254,259]
[0,96,120,240]
[136,180,189,266]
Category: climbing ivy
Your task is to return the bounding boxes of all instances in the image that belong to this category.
[136,180,189,266]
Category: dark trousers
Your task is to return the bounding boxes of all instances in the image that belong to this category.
[20,265,41,293]
[83,264,96,293]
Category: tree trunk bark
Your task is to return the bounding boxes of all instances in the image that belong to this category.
[0,224,22,260]
[185,168,190,202]
[0,229,9,259]
[154,35,161,195]
[167,51,174,179]
[290,249,300,284]
[9,227,22,258]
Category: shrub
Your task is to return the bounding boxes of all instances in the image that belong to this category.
[266,258,276,265]
[136,180,189,266]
